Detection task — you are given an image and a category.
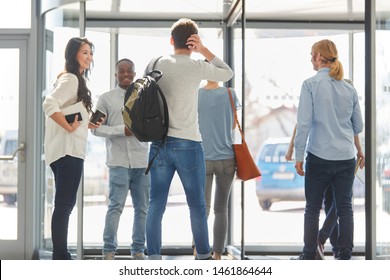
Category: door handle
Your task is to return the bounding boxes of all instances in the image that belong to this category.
[0,142,25,162]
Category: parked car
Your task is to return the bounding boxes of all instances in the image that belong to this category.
[255,137,365,210]
[381,160,390,214]
[0,129,18,205]
[255,137,304,210]
[378,143,390,214]
[0,129,108,206]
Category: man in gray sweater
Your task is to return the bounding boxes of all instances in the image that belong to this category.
[145,18,234,260]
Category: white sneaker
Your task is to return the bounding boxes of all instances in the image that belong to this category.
[132,252,145,260]
[316,242,325,260]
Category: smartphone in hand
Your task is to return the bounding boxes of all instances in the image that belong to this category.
[89,109,106,125]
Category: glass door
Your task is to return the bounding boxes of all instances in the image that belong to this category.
[232,29,366,255]
[41,1,82,259]
[375,0,390,259]
[79,27,225,251]
[0,38,27,259]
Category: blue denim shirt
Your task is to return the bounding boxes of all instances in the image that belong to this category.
[294,68,363,162]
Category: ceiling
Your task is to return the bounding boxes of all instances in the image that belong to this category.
[42,0,390,23]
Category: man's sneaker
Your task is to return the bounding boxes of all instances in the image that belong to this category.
[132,252,146,260]
[290,254,305,260]
[195,255,214,260]
[316,242,325,260]
[102,252,115,260]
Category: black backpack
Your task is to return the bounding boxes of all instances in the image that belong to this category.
[122,57,169,173]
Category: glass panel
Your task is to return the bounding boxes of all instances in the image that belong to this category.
[79,27,224,249]
[233,29,366,252]
[85,0,370,22]
[245,0,365,21]
[86,0,225,20]
[118,28,223,72]
[0,0,31,28]
[0,48,19,239]
[81,30,110,245]
[376,0,390,258]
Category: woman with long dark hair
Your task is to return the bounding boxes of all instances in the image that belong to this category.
[43,37,101,260]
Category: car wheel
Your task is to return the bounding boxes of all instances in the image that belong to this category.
[259,200,272,211]
[4,194,17,206]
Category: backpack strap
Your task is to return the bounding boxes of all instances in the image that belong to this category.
[144,56,163,80]
[145,145,160,175]
[143,55,165,175]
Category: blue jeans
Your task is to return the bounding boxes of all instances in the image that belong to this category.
[303,153,355,260]
[50,155,83,260]
[146,137,210,260]
[103,167,150,255]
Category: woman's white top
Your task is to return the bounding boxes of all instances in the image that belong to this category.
[42,73,89,166]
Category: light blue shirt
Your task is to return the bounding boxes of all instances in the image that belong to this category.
[198,87,239,160]
[294,68,363,162]
[91,86,149,168]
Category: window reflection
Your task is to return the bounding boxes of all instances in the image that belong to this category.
[0,49,20,239]
[41,15,375,256]
[376,29,390,257]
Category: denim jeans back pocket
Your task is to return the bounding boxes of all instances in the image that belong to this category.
[173,146,199,170]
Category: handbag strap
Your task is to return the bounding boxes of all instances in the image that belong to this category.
[227,88,245,143]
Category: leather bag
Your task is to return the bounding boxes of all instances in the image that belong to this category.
[227,88,261,181]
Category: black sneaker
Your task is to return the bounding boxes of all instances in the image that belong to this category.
[290,254,305,260]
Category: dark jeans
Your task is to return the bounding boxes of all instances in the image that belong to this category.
[50,155,83,260]
[303,153,355,260]
[318,186,339,256]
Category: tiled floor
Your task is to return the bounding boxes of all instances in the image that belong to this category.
[83,254,365,260]
[39,249,365,260]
